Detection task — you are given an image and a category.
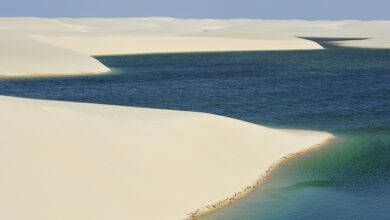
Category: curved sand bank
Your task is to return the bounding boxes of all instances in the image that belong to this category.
[0,95,333,220]
[190,132,334,219]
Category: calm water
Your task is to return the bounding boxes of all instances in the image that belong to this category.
[0,43,389,219]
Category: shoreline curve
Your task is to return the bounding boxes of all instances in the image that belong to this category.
[188,134,334,219]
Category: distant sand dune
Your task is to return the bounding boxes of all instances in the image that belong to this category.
[1,17,389,77]
[30,35,322,56]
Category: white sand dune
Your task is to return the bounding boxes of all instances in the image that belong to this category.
[54,18,390,50]
[0,32,109,77]
[0,17,324,77]
[0,18,109,77]
[30,35,322,56]
[337,36,390,49]
[31,18,323,56]
[0,95,333,220]
[1,17,389,77]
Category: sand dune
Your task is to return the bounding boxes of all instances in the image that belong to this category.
[30,35,322,56]
[30,18,323,56]
[1,17,389,77]
[54,18,390,49]
[0,17,324,77]
[0,95,333,220]
[337,36,390,49]
[0,32,109,77]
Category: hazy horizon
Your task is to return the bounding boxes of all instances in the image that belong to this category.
[1,0,389,20]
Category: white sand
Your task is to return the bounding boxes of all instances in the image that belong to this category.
[1,17,389,77]
[4,17,388,219]
[0,32,109,77]
[0,17,324,77]
[30,35,321,56]
[0,18,109,77]
[336,36,390,49]
[0,95,333,220]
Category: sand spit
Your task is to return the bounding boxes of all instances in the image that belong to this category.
[0,95,333,220]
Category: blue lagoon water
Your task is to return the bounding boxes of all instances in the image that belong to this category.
[0,44,389,219]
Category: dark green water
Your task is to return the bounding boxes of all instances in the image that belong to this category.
[0,44,389,219]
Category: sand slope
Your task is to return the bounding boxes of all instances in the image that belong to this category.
[0,95,333,220]
[0,18,109,77]
[0,32,109,77]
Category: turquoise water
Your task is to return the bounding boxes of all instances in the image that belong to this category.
[0,43,389,219]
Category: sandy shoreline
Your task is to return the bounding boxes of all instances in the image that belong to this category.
[188,134,334,219]
[0,95,333,220]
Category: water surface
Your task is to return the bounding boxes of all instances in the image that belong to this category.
[0,44,389,219]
